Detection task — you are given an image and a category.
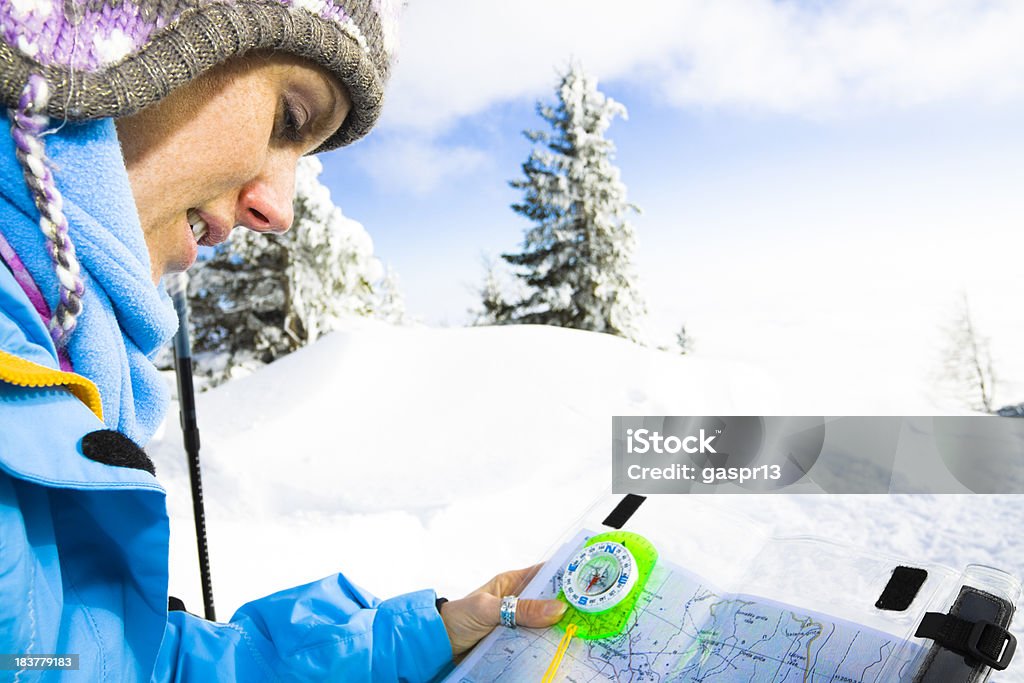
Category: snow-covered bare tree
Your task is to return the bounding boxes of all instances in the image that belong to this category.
[186,156,404,386]
[498,62,647,343]
[940,293,998,412]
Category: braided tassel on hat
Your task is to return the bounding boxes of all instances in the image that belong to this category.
[8,74,86,348]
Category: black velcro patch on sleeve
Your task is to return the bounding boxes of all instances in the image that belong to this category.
[876,565,928,611]
[80,429,156,476]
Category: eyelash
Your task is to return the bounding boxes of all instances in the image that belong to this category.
[280,98,305,143]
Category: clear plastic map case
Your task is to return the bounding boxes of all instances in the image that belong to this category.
[447,494,1021,683]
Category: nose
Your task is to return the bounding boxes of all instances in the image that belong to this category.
[235,152,296,234]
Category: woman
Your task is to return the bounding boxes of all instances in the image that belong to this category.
[0,1,565,679]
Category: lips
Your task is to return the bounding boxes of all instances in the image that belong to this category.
[187,209,230,247]
[187,209,207,242]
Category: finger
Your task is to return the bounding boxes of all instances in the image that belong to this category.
[512,598,568,628]
[482,564,544,597]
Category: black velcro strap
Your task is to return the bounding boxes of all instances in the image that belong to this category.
[876,566,928,611]
[601,494,646,529]
[915,612,1017,671]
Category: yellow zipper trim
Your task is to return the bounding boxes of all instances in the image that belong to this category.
[0,349,104,421]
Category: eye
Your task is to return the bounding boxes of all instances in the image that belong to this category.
[278,96,309,143]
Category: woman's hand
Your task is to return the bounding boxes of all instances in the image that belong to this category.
[439,565,568,658]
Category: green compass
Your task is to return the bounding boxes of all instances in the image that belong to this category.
[556,531,658,640]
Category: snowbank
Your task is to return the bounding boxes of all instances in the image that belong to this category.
[147,320,1024,680]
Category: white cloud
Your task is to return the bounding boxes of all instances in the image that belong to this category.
[383,0,1024,132]
[356,135,489,196]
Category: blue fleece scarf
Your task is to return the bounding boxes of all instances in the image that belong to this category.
[0,118,178,445]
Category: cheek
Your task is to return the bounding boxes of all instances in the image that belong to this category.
[188,107,272,190]
[121,75,278,220]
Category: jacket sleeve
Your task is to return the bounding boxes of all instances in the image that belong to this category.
[153,572,454,683]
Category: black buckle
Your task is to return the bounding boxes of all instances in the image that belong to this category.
[916,612,1017,671]
[968,620,1016,671]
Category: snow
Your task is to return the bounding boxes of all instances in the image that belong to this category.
[146,319,1024,680]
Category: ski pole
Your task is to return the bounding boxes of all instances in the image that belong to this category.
[169,272,216,621]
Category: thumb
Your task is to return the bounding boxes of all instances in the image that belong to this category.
[513,598,568,628]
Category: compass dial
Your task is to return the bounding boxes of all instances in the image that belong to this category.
[576,555,619,596]
[562,541,637,613]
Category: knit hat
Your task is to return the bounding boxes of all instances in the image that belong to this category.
[1,0,401,354]
[0,0,402,149]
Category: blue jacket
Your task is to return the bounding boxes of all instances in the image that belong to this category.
[0,132,453,680]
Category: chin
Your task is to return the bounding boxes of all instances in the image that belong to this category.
[170,238,200,276]
[155,255,198,284]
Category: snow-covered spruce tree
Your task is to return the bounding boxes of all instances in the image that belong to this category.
[187,156,404,386]
[472,257,517,326]
[499,62,646,343]
[676,324,694,355]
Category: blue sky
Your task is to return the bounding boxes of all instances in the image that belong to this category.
[314,0,1024,409]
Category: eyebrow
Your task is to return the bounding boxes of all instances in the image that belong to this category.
[285,68,345,150]
[309,72,345,146]
[320,74,341,127]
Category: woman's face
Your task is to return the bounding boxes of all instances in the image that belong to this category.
[115,52,350,283]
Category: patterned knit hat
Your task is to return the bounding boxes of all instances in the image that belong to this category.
[1,0,403,149]
[1,0,401,354]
